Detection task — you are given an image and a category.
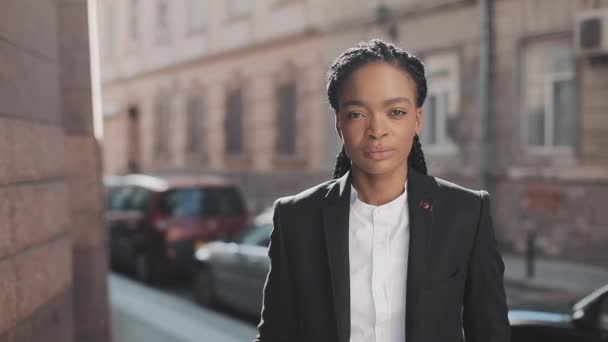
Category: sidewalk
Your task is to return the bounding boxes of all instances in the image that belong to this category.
[502,253,608,295]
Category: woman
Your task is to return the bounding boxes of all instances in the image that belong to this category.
[254,39,510,342]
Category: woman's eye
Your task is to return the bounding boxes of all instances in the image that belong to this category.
[347,112,363,119]
[390,109,407,116]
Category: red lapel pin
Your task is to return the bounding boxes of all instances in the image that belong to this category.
[419,200,432,211]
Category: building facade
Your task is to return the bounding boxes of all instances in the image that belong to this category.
[99,0,608,263]
[99,0,331,213]
[0,1,110,341]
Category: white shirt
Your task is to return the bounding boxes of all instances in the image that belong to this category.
[348,180,409,342]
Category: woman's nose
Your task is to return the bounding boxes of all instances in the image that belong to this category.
[366,114,388,139]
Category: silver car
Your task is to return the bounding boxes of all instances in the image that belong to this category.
[192,207,273,317]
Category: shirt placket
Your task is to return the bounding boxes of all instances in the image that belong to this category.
[371,206,389,341]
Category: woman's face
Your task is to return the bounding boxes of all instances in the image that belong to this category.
[336,62,423,177]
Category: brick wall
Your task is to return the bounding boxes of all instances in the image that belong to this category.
[0,1,109,341]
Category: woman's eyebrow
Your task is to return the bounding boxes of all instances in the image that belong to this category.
[341,97,412,108]
[341,99,367,108]
[383,97,412,106]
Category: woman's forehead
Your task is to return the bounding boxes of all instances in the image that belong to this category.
[339,63,416,104]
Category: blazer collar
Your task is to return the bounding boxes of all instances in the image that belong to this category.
[322,166,438,342]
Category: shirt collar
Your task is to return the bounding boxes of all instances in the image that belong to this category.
[349,178,409,217]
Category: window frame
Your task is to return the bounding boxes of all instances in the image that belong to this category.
[128,0,140,42]
[102,2,116,59]
[275,81,298,157]
[185,95,204,154]
[224,88,246,157]
[155,0,171,43]
[226,0,253,19]
[187,0,207,33]
[419,51,460,155]
[519,34,577,155]
[154,91,171,158]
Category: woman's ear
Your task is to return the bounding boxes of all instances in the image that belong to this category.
[415,107,423,135]
[335,113,343,140]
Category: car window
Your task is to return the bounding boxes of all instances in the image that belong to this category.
[107,186,135,211]
[105,186,119,208]
[174,188,203,217]
[128,187,153,211]
[202,187,246,215]
[239,223,273,247]
[171,187,246,218]
[158,190,180,216]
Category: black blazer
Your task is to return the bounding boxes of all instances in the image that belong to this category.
[254,167,510,342]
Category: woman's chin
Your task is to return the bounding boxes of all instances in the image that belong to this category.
[353,159,403,176]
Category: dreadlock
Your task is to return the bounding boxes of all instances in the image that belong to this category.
[326,39,429,179]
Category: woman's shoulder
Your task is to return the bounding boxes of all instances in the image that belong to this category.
[273,178,337,211]
[430,174,490,204]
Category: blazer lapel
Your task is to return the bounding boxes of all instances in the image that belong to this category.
[321,168,437,342]
[322,171,352,342]
[405,167,438,341]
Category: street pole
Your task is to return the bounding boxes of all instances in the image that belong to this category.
[376,4,399,42]
[477,0,493,191]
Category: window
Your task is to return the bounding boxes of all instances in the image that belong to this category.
[421,53,460,151]
[107,186,132,211]
[107,186,151,212]
[276,82,297,156]
[186,96,203,153]
[154,94,171,157]
[127,187,153,211]
[522,39,576,149]
[174,188,204,217]
[103,2,115,57]
[201,187,245,215]
[156,0,170,42]
[129,0,140,41]
[188,0,206,31]
[224,88,245,155]
[171,187,246,218]
[227,0,252,17]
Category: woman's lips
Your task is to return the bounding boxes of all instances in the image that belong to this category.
[363,148,395,161]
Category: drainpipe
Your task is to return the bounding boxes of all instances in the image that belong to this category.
[477,0,493,191]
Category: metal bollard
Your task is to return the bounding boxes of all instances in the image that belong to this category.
[526,231,536,278]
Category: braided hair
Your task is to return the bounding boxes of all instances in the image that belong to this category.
[327,39,429,179]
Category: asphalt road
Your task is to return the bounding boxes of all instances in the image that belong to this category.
[110,273,257,342]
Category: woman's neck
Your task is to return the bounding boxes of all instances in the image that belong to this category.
[350,165,408,206]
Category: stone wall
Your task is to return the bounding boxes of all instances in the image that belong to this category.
[0,1,109,341]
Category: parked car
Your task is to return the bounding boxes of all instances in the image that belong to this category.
[192,206,273,317]
[104,174,249,283]
[510,284,608,341]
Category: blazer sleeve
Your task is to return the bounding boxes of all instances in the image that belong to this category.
[253,199,298,342]
[462,191,511,342]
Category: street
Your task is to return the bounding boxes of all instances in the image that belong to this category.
[110,271,582,342]
[110,273,257,342]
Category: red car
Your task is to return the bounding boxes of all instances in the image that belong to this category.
[104,174,249,283]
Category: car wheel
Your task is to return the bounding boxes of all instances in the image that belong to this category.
[134,253,154,284]
[193,266,215,306]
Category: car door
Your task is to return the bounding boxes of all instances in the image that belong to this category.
[106,185,138,269]
[231,222,272,317]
